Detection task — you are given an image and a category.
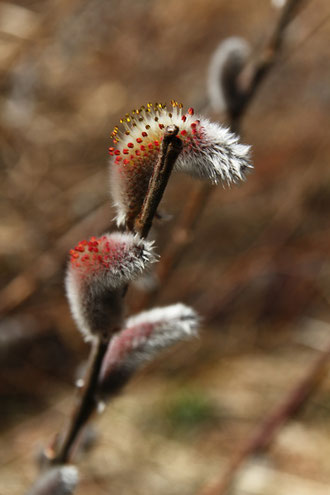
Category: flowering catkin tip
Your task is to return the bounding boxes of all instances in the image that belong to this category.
[109,101,252,226]
[66,232,156,341]
[98,303,199,398]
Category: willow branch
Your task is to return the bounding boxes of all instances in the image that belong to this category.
[134,125,182,238]
[50,337,108,464]
[45,125,182,465]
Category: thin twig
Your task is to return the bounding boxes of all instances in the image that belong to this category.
[199,342,330,495]
[46,125,183,465]
[51,337,108,464]
[135,125,183,239]
[231,0,308,128]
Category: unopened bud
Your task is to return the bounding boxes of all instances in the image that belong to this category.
[98,303,199,398]
[66,232,156,341]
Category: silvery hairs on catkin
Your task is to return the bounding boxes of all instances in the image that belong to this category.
[98,303,199,399]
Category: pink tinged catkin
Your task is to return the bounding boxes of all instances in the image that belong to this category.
[98,303,199,398]
[26,466,78,495]
[109,101,252,226]
[65,232,156,341]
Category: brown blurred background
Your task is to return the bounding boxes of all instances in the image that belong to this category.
[1,0,330,494]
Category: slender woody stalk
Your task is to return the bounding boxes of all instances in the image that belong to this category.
[134,125,182,238]
[52,337,108,464]
[48,126,182,465]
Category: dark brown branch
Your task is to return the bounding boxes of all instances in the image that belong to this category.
[50,337,109,464]
[134,125,183,239]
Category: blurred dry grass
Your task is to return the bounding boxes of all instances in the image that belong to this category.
[1,0,330,494]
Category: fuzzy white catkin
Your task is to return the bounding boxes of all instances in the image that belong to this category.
[26,466,78,495]
[66,232,157,341]
[99,303,199,385]
[109,102,252,226]
[207,37,251,113]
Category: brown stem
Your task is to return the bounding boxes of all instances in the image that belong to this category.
[134,125,183,239]
[233,0,308,120]
[50,336,108,464]
[47,125,182,466]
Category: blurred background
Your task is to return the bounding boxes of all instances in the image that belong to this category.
[1,0,330,494]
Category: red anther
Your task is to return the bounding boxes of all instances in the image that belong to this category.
[148,143,153,149]
[123,149,129,154]
[108,147,115,152]
[191,122,197,128]
[123,159,130,165]
[114,150,120,155]
[159,123,164,129]
[180,130,187,136]
[127,142,134,148]
[136,137,142,143]
[115,156,122,162]
[140,145,146,151]
[142,131,148,137]
[181,115,187,122]
[188,107,194,115]
[135,150,141,156]
[154,140,160,147]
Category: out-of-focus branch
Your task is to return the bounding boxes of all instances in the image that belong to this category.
[134,0,308,312]
[0,0,83,83]
[199,341,330,495]
[231,0,308,129]
[0,202,110,316]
